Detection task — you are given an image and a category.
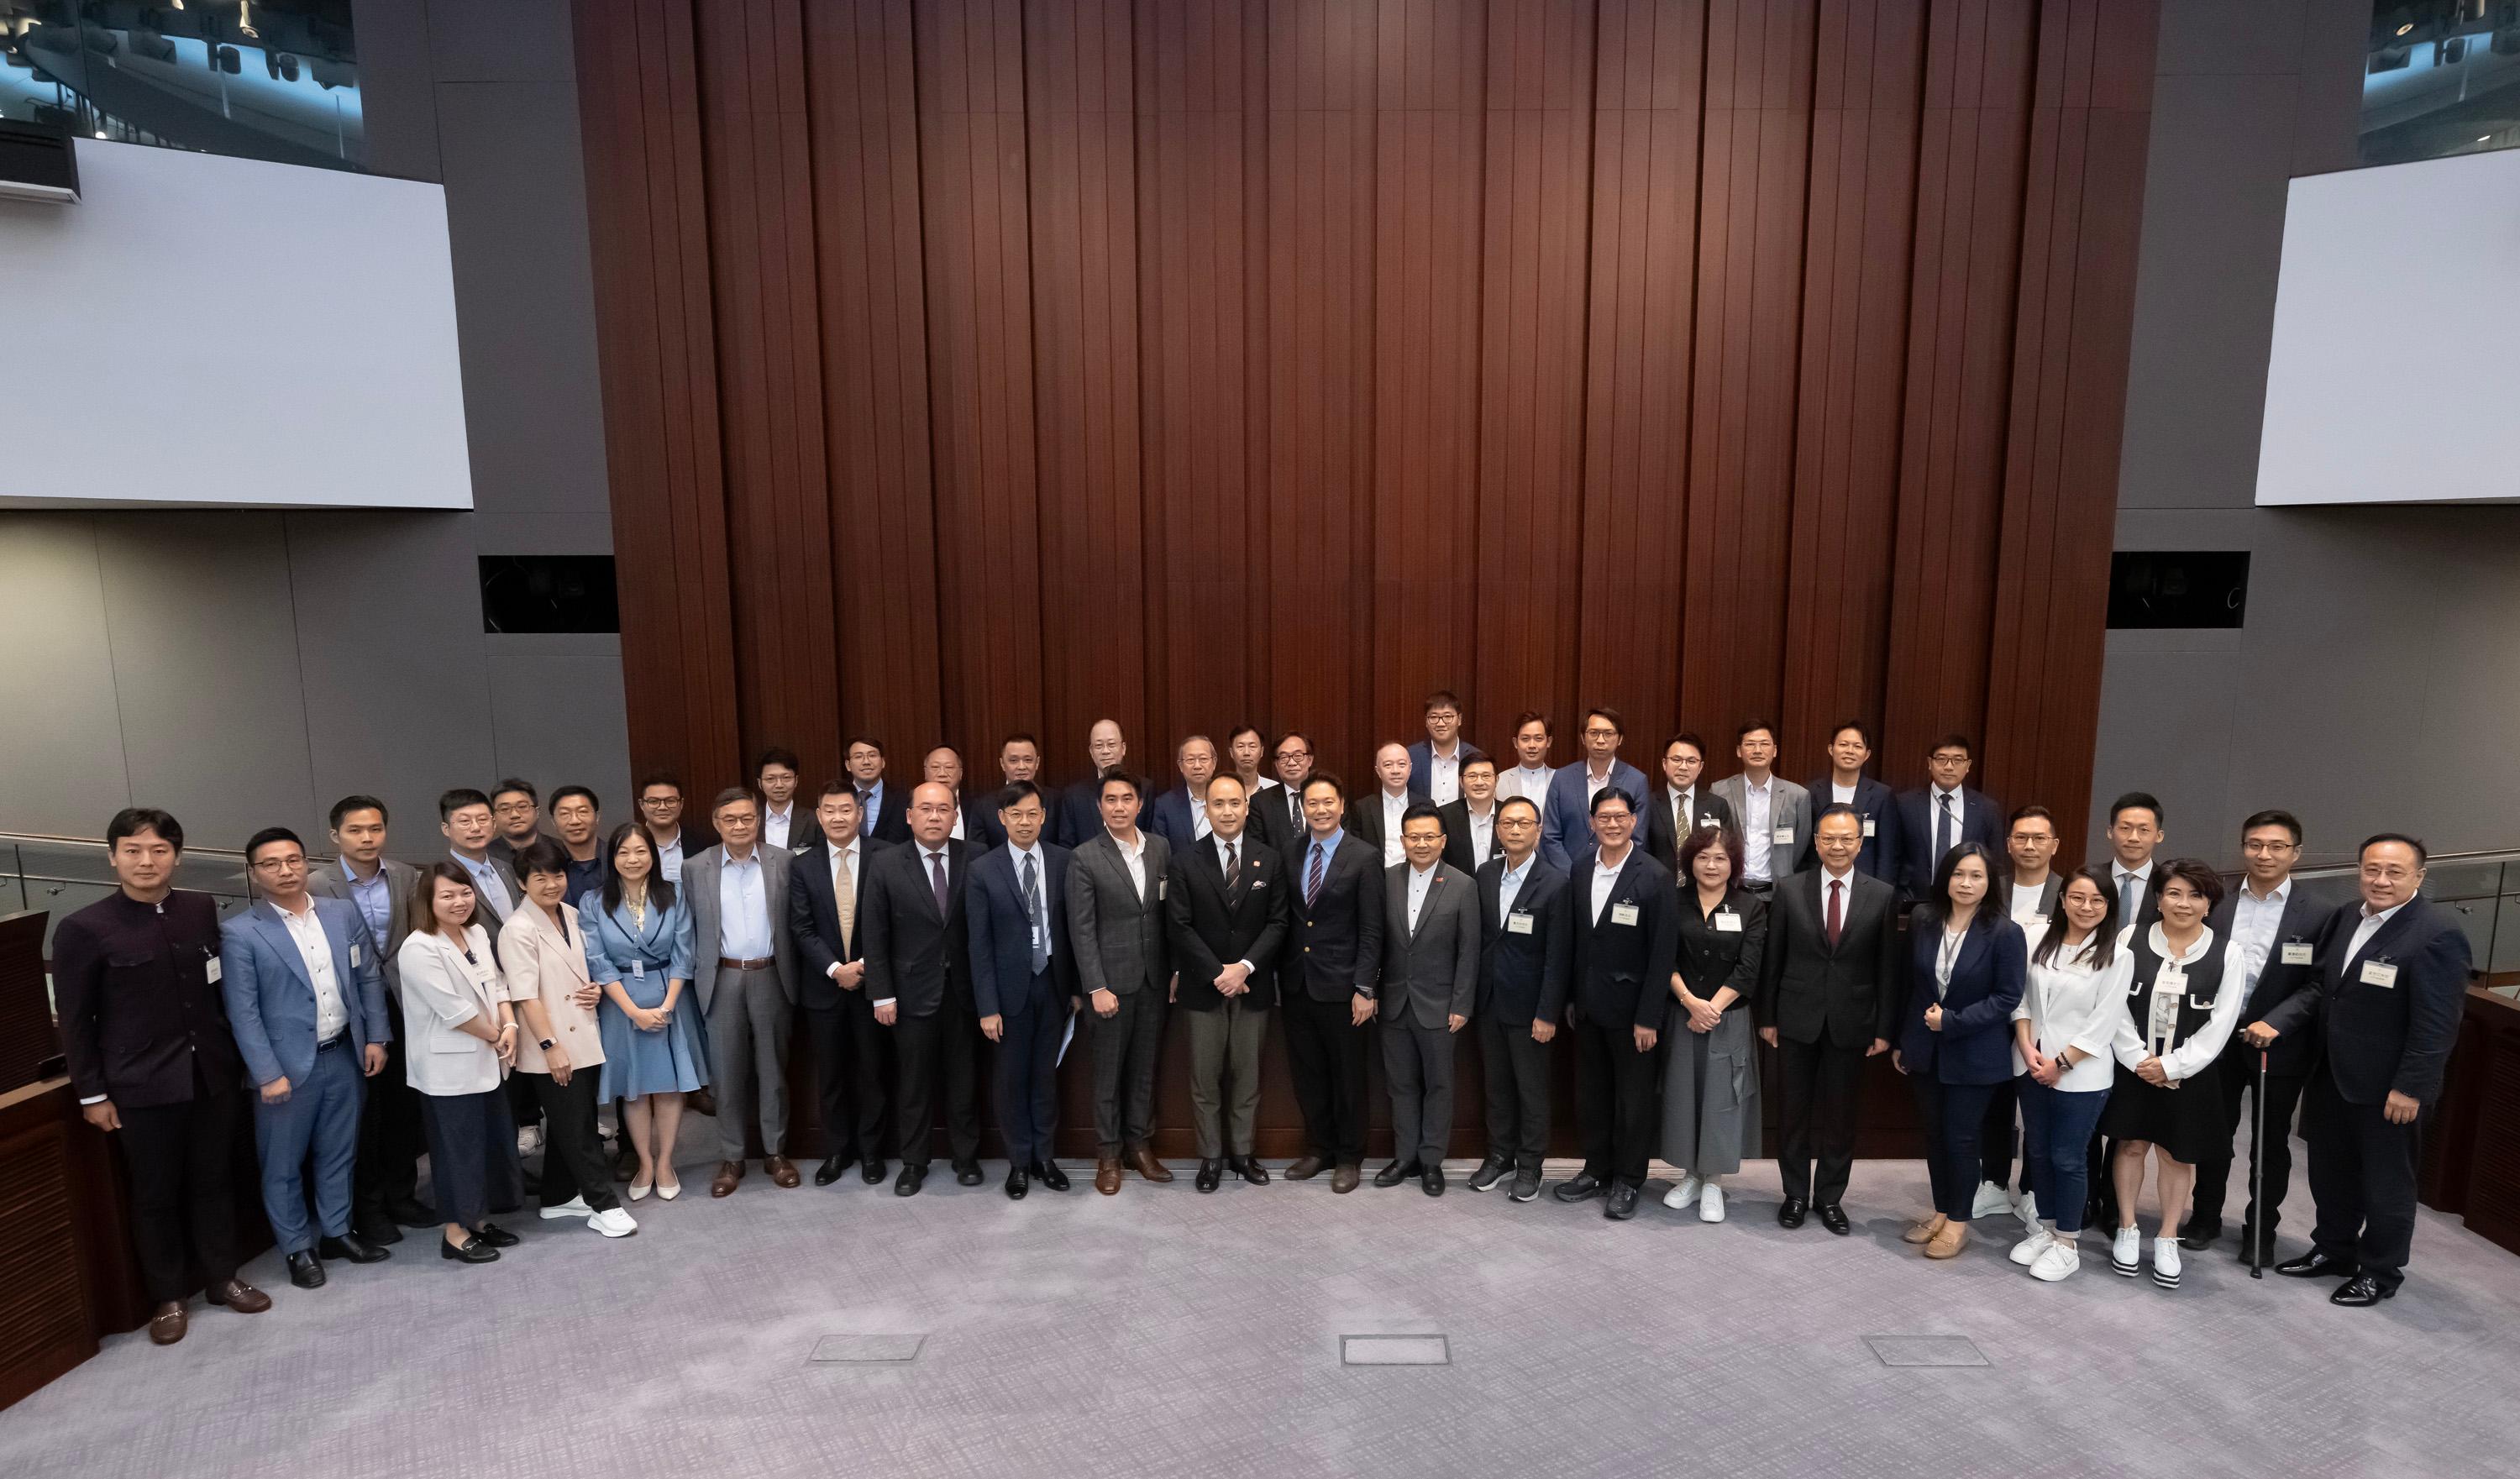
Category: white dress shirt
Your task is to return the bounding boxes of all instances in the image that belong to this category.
[2229,876,2292,992]
[1504,764,1552,820]
[1463,802,1496,868]
[1010,841,1053,961]
[1425,745,1462,805]
[1740,778,1776,882]
[1380,790,1409,867]
[949,803,967,842]
[275,899,349,1041]
[2347,899,2406,962]
[1591,848,1630,924]
[761,803,796,852]
[1189,789,1210,842]
[2013,938,2135,1091]
[1927,784,1965,863]
[1405,862,1440,932]
[1110,829,1147,899]
[717,847,772,958]
[1583,763,1614,808]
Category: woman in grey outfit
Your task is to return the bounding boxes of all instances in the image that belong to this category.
[1661,824,1767,1221]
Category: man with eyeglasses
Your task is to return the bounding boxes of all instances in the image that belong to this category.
[1255,731,1317,858]
[1891,734,2001,905]
[486,779,553,873]
[634,770,711,884]
[1541,705,1649,870]
[1406,689,1471,804]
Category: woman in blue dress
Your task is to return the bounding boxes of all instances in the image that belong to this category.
[582,823,705,1201]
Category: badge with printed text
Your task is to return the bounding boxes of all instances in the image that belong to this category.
[1714,912,1743,933]
[1507,910,1536,935]
[2360,959,2398,989]
[206,957,223,984]
[1772,827,1794,846]
[1861,819,1876,837]
[1611,901,1641,927]
[633,959,645,979]
[350,944,362,968]
[2281,941,2313,966]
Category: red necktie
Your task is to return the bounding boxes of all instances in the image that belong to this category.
[1826,878,1843,947]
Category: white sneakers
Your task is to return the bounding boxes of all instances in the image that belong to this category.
[1970,1181,2013,1219]
[539,1195,593,1220]
[1663,1172,1704,1210]
[1699,1183,1725,1223]
[2111,1225,2143,1277]
[2013,1188,2040,1233]
[2029,1240,2081,1282]
[2010,1224,2055,1266]
[589,1207,639,1238]
[2152,1235,2181,1288]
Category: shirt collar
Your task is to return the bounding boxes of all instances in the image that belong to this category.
[1932,783,1961,804]
[2241,875,2292,905]
[1410,861,1439,880]
[2361,900,2407,926]
[1109,829,1142,857]
[1743,774,1771,795]
[1500,852,1533,881]
[1822,864,1854,887]
[1011,841,1044,868]
[2116,858,2153,880]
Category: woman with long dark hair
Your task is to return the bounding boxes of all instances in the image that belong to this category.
[1894,842,2026,1261]
[2008,866,2133,1281]
[582,823,704,1200]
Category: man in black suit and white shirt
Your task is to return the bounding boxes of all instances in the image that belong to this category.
[859,782,984,1194]
[1757,804,1902,1235]
[1252,730,1317,858]
[1164,774,1289,1192]
[1467,797,1570,1202]
[788,784,895,1187]
[1054,718,1131,848]
[1373,803,1479,1196]
[1437,753,1504,873]
[1890,734,2002,902]
[1405,689,1473,804]
[2100,791,2166,934]
[1643,731,1734,871]
[848,736,913,845]
[1802,720,1896,880]
[1280,774,1386,1194]
[1347,742,1416,868]
[1550,786,1680,1221]
[974,732,1057,850]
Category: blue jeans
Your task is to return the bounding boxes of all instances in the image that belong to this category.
[2019,1074,2111,1234]
[253,1039,365,1255]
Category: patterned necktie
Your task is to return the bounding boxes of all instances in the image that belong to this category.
[1826,878,1844,947]
[1225,840,1244,905]
[1305,841,1326,905]
[1022,852,1048,974]
[928,850,948,918]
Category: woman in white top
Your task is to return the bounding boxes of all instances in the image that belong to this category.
[501,839,637,1239]
[2008,866,2136,1281]
[2100,859,2250,1289]
[396,862,523,1262]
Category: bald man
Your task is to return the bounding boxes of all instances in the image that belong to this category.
[859,782,984,1194]
[1347,743,1416,868]
[1056,718,1130,848]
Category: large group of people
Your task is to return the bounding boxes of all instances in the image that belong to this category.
[49,698,2471,1348]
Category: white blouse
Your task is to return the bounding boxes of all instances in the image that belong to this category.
[2114,923,2252,1084]
[2012,936,2136,1093]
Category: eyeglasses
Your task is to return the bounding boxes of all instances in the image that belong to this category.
[2242,840,2297,855]
[1582,727,1620,739]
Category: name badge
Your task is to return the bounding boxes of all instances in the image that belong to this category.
[1772,827,1794,846]
[1158,878,1168,900]
[2360,960,2398,989]
[633,959,645,979]
[2027,914,2050,932]
[2159,962,2187,994]
[1698,816,1719,829]
[1506,910,1536,936]
[206,957,223,984]
[1714,912,1743,933]
[2281,941,2313,966]
[1611,902,1641,927]
[1861,819,1876,837]
[350,944,363,968]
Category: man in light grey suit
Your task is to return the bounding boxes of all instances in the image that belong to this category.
[1711,720,1811,897]
[681,788,803,1197]
[312,795,431,1240]
[1374,803,1480,1196]
[1066,770,1175,1194]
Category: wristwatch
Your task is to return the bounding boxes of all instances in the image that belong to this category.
[538,1037,556,1052]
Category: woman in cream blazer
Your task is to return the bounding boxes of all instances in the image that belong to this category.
[397,862,524,1262]
[501,839,636,1238]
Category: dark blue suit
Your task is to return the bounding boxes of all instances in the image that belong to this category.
[966,843,1081,1166]
[1802,774,1898,881]
[1147,782,1204,851]
[1890,784,2003,899]
[1539,758,1652,871]
[1898,910,2025,1220]
[1054,774,1109,849]
[1405,739,1479,803]
[1474,854,1572,1172]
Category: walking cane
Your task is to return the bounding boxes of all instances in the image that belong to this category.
[2249,1046,2269,1279]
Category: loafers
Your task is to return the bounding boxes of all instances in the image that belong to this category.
[2275,1249,2359,1279]
[814,1155,851,1186]
[473,1222,520,1249]
[1284,1155,1326,1181]
[207,1277,270,1312]
[954,1162,985,1188]
[318,1233,391,1264]
[895,1164,927,1197]
[860,1158,887,1186]
[1420,1165,1446,1197]
[440,1234,499,1264]
[1817,1204,1851,1235]
[1006,1165,1031,1200]
[286,1251,326,1289]
[148,1302,188,1345]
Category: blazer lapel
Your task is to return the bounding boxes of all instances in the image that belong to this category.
[254,905,316,994]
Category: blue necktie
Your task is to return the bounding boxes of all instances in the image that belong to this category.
[1022,852,1048,974]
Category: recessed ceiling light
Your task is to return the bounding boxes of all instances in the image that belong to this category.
[2397,22,2413,34]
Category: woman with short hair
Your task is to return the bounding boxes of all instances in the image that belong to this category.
[502,839,638,1238]
[1659,826,1766,1223]
[396,863,523,1262]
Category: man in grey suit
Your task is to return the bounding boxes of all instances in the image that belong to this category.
[312,795,431,1241]
[681,788,802,1198]
[1711,719,1811,896]
[1375,803,1479,1195]
[1066,770,1175,1194]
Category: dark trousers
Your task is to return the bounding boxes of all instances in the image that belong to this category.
[892,1001,985,1168]
[1089,988,1165,1153]
[2019,1077,2110,1235]
[1572,1016,1662,1188]
[1910,1074,1999,1221]
[1282,989,1368,1164]
[2190,1055,2307,1235]
[2302,1066,2422,1290]
[1776,1033,1866,1206]
[1478,1014,1551,1171]
[1381,1016,1456,1168]
[251,1038,365,1255]
[524,1069,619,1212]
[421,1087,523,1230]
[117,1067,243,1303]
[994,973,1063,1165]
[804,990,893,1164]
[353,994,428,1222]
[1978,1075,2020,1189]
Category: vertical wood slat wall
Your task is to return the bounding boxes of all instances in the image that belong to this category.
[575,0,2155,859]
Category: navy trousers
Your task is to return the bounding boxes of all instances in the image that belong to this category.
[994,971,1063,1165]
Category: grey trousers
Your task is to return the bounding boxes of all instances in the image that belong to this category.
[1661,1005,1760,1175]
[1478,1013,1551,1170]
[1382,1016,1457,1168]
[1186,999,1268,1158]
[706,965,790,1160]
[1091,988,1164,1153]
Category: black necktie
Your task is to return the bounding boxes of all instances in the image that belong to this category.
[1935,793,1953,864]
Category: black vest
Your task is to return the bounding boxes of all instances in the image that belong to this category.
[2124,928,2228,1052]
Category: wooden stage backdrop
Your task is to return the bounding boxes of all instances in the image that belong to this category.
[571,0,2159,1160]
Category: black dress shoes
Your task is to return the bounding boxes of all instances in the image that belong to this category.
[1604,1183,1640,1220]
[1817,1204,1851,1235]
[953,1161,985,1188]
[1777,1196,1809,1229]
[1235,1155,1270,1186]
[861,1158,888,1186]
[1005,1165,1030,1200]
[286,1251,326,1289]
[440,1234,499,1264]
[1196,1159,1224,1193]
[1421,1166,1446,1197]
[1034,1160,1071,1192]
[473,1222,520,1248]
[2177,1216,2221,1251]
[354,1217,405,1247]
[1466,1158,1510,1193]
[318,1232,391,1264]
[895,1164,927,1197]
[1373,1160,1422,1188]
[1552,1172,1606,1204]
[2330,1274,2395,1307]
[2274,1249,2359,1279]
[815,1154,851,1187]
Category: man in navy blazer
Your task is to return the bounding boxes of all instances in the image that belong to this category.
[1054,718,1131,847]
[972,732,1057,850]
[1802,720,1897,880]
[2253,834,2472,1306]
[1549,788,1680,1221]
[1541,705,1651,870]
[1404,689,1473,803]
[222,827,392,1287]
[966,781,1081,1200]
[1467,796,1572,1202]
[1891,733,2002,900]
[1147,734,1220,850]
[847,735,914,845]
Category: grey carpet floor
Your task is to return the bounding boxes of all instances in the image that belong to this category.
[5,1129,2516,1479]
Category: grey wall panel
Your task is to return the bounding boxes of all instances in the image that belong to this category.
[352,0,444,182]
[2087,642,2243,868]
[485,642,632,829]
[428,0,576,85]
[0,516,134,836]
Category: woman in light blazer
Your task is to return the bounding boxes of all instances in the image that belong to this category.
[2008,865,2133,1282]
[501,839,636,1239]
[396,862,524,1262]
[583,823,705,1200]
[1894,842,2027,1261]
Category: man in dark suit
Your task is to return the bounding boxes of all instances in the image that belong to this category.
[633,770,716,884]
[973,732,1057,850]
[1891,733,2002,901]
[860,782,984,1194]
[1347,742,1417,868]
[1757,803,1902,1234]
[1164,773,1289,1191]
[1437,752,1504,873]
[313,794,432,1240]
[1467,797,1570,1202]
[486,777,554,873]
[1541,705,1651,870]
[2255,833,2470,1306]
[1643,730,1735,872]
[1147,734,1220,850]
[1067,770,1174,1193]
[788,784,895,1187]
[967,781,1080,1199]
[2184,809,2325,1256]
[1251,729,1317,858]
[1405,688,1473,804]
[847,735,913,845]
[1054,717,1131,847]
[2100,790,2166,934]
[1280,773,1387,1193]
[52,808,270,1345]
[921,744,986,844]
[1372,804,1480,1196]
[1549,786,1679,1221]
[1802,720,1896,879]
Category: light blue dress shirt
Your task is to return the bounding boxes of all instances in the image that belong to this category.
[1498,853,1536,918]
[717,849,772,959]
[340,860,392,947]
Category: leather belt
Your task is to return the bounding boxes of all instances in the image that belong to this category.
[315,1034,348,1052]
[718,956,774,971]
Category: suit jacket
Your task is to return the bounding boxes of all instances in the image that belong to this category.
[1891,785,2003,899]
[392,925,507,1097]
[855,777,913,845]
[218,898,391,1089]
[50,889,241,1109]
[454,852,521,932]
[1758,866,1903,1049]
[1798,774,1897,880]
[1053,774,1109,850]
[1541,758,1653,871]
[1066,829,1172,999]
[1642,784,1735,873]
[967,843,1081,1019]
[1998,868,2065,929]
[972,781,1060,851]
[309,857,419,993]
[1405,739,1478,803]
[680,844,801,1013]
[498,902,605,1076]
[1165,831,1290,1011]
[1147,782,1207,851]
[1436,798,1503,874]
[486,831,559,874]
[787,835,892,1010]
[860,837,975,1019]
[2260,894,2471,1106]
[1564,848,1682,1032]
[1280,830,1387,1003]
[1345,791,1414,859]
[2205,884,2332,1078]
[1251,778,1313,860]
[1378,861,1480,1028]
[2103,859,2166,935]
[1675,884,1767,1012]
[1708,774,1814,883]
[1476,855,1572,1025]
[1897,911,2026,1085]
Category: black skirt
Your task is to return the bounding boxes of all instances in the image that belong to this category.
[2099,1060,2229,1163]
